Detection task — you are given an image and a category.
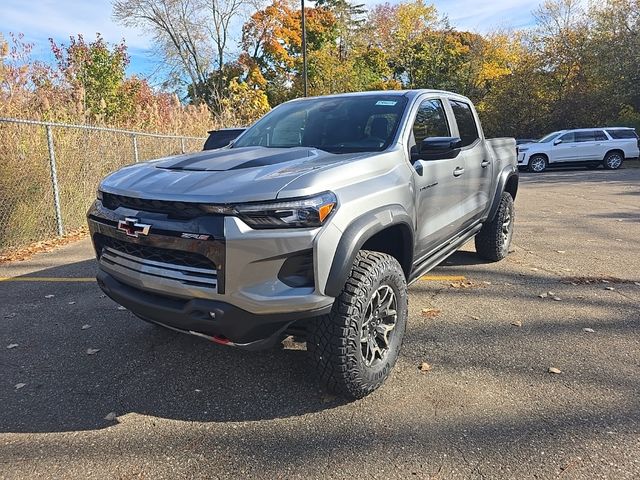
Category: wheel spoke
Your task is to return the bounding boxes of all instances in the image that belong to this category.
[376,322,396,346]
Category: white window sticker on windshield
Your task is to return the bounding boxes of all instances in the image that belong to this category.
[376,100,397,106]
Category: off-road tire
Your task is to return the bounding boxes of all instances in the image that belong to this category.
[308,251,408,399]
[475,192,515,262]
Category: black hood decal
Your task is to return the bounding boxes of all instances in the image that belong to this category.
[157,146,318,171]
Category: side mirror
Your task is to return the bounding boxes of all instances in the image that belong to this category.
[418,137,463,160]
[553,138,563,146]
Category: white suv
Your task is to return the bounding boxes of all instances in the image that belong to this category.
[517,127,640,172]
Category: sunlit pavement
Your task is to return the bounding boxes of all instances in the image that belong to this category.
[1,167,639,479]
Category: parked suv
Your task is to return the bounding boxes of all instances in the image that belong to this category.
[88,90,518,398]
[518,127,639,172]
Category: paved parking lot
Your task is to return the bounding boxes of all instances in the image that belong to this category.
[1,168,639,479]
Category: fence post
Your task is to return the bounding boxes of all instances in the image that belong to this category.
[132,134,139,163]
[45,124,64,237]
[180,137,186,154]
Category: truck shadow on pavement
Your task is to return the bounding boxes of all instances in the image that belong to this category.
[0,259,347,433]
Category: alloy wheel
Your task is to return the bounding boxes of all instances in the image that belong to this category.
[360,285,398,367]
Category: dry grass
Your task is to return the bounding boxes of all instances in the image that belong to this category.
[0,121,205,254]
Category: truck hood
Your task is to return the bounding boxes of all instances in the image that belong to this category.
[99,146,367,203]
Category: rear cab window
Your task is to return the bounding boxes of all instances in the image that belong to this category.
[449,100,480,147]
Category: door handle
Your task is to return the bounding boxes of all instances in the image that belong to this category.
[481,160,491,168]
[453,167,465,177]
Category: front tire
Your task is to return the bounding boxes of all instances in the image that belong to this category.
[603,151,624,170]
[308,251,408,399]
[528,155,547,173]
[475,192,515,262]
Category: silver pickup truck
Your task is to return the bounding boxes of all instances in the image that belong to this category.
[87,90,518,398]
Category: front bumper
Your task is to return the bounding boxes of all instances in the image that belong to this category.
[87,198,334,345]
[97,269,330,347]
[517,151,528,164]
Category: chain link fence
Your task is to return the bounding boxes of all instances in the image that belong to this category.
[0,118,205,254]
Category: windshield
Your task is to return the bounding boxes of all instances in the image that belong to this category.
[538,131,562,143]
[233,95,409,153]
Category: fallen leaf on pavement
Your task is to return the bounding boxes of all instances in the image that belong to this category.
[511,320,522,327]
[44,294,55,299]
[548,367,562,374]
[116,306,127,311]
[538,293,548,298]
[6,343,18,349]
[556,250,566,254]
[14,383,26,390]
[582,328,595,333]
[604,286,615,291]
[469,315,480,320]
[86,348,100,355]
[421,308,441,318]
[68,301,76,305]
[3,313,16,319]
[81,324,91,330]
[99,294,106,298]
[418,362,432,373]
[553,296,562,301]
[104,412,117,421]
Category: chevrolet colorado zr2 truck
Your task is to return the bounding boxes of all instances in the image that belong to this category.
[88,90,518,399]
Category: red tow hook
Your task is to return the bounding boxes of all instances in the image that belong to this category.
[211,335,232,346]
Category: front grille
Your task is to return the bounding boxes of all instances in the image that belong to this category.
[95,234,216,270]
[95,234,218,292]
[102,193,212,219]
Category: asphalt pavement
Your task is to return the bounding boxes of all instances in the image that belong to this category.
[1,167,639,479]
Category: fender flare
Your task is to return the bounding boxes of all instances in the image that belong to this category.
[487,165,519,222]
[324,205,414,297]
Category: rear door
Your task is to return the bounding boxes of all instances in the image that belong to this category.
[409,97,465,258]
[447,99,491,226]
[573,130,599,161]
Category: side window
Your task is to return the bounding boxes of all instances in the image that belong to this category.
[594,130,608,141]
[411,99,450,148]
[449,100,479,147]
[559,132,575,143]
[575,131,596,142]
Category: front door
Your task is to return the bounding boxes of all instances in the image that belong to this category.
[409,97,466,259]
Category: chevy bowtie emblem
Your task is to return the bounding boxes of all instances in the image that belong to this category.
[117,218,151,237]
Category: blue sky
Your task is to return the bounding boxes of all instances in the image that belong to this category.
[1,0,541,82]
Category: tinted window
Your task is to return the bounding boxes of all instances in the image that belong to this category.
[575,131,595,142]
[559,132,575,143]
[411,99,450,147]
[234,95,408,153]
[449,100,479,147]
[203,129,245,150]
[539,131,562,143]
[606,129,638,139]
[594,130,608,141]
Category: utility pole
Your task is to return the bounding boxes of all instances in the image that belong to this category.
[301,0,308,96]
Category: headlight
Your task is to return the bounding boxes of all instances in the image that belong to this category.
[97,189,104,200]
[232,192,337,229]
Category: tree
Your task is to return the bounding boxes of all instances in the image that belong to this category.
[49,34,131,121]
[113,0,250,112]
